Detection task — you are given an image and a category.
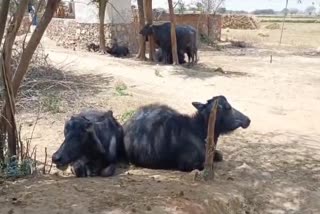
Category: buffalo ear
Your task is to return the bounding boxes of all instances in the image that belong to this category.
[192,102,205,111]
[105,110,113,117]
[85,122,106,154]
[85,122,94,132]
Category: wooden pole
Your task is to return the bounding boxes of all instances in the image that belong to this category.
[136,0,146,60]
[203,99,219,181]
[168,0,179,65]
[144,0,155,61]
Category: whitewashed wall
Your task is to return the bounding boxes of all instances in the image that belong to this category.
[74,0,132,24]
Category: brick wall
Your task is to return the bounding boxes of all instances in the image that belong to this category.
[157,14,222,41]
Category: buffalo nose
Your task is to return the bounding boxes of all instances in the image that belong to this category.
[52,153,61,163]
[244,118,251,128]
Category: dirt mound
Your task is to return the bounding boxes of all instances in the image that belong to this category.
[265,23,281,30]
[222,15,259,29]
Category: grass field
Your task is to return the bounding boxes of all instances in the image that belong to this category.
[222,22,320,49]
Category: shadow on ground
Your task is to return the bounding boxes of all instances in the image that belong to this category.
[171,62,250,80]
[1,130,319,214]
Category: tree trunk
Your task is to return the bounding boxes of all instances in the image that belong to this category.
[2,0,29,157]
[0,0,11,161]
[168,0,179,65]
[99,0,108,53]
[0,0,10,44]
[0,0,61,158]
[144,0,155,61]
[136,0,146,60]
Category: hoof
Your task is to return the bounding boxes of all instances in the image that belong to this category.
[213,150,223,162]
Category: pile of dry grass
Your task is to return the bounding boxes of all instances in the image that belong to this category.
[222,15,260,30]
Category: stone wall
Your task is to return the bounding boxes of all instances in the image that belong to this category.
[46,18,138,53]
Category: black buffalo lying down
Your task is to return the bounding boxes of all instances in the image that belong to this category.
[123,96,251,172]
[52,110,125,177]
[106,43,130,58]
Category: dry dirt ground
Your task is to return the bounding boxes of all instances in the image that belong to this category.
[1,29,320,214]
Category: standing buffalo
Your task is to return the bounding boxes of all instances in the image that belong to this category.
[140,22,198,65]
[123,96,250,172]
[52,110,125,177]
[154,48,186,64]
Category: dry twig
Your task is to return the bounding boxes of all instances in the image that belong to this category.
[43,147,47,174]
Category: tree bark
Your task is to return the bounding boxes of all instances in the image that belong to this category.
[0,0,10,44]
[144,0,155,61]
[0,0,61,158]
[168,0,179,65]
[99,0,108,53]
[136,0,146,60]
[0,0,11,161]
[2,0,29,157]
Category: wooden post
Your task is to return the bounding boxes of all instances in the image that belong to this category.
[203,99,219,181]
[98,0,108,53]
[144,0,155,61]
[136,0,146,60]
[168,0,179,65]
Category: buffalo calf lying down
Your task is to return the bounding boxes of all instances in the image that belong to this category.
[86,43,100,52]
[124,96,250,172]
[106,44,130,57]
[52,110,125,177]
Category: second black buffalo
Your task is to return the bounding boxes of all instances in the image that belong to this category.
[123,96,250,172]
[140,22,198,65]
[52,110,125,177]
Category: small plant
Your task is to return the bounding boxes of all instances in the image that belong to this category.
[114,81,130,96]
[200,34,214,46]
[0,156,35,179]
[155,69,163,77]
[119,110,136,123]
[42,94,62,113]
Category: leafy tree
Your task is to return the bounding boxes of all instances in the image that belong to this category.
[0,0,61,159]
[252,9,275,15]
[289,8,299,15]
[175,0,186,14]
[305,5,316,15]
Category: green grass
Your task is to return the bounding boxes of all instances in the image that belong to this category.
[119,110,136,123]
[260,19,320,23]
[114,82,130,96]
[0,156,35,178]
[42,94,63,113]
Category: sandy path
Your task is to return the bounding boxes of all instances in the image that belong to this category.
[43,38,320,137]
